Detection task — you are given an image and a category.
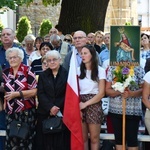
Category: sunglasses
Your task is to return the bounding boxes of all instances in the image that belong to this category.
[64,38,71,42]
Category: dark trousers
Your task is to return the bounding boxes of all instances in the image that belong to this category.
[0,110,6,150]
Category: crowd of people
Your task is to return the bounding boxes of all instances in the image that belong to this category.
[0,26,150,150]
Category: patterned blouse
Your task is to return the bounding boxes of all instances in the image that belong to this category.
[3,63,37,114]
[106,66,145,116]
[140,49,150,60]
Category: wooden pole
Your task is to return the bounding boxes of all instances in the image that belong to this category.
[122,98,126,150]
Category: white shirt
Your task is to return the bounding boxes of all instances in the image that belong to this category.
[77,66,106,94]
[144,71,150,84]
[29,51,41,63]
[140,58,146,69]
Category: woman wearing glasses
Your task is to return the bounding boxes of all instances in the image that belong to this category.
[35,50,70,150]
[63,34,73,45]
[3,47,37,149]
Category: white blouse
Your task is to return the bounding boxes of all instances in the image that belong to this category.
[77,66,106,95]
[144,71,150,84]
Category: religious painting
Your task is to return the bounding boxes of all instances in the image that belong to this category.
[110,26,140,66]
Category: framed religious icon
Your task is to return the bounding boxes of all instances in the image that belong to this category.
[110,26,140,66]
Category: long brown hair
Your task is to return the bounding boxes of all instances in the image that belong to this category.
[79,44,99,82]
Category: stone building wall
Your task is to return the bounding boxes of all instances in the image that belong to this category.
[105,0,138,32]
[19,0,61,36]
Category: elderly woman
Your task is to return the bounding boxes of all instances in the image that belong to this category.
[3,47,37,149]
[35,50,70,150]
[24,34,36,65]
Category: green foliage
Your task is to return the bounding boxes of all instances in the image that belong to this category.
[0,0,60,12]
[0,0,33,11]
[42,0,60,7]
[125,22,132,26]
[0,21,4,45]
[39,19,52,37]
[0,21,4,33]
[16,16,32,43]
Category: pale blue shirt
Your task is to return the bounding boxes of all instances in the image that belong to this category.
[99,48,109,65]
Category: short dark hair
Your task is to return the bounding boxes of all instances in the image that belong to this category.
[39,42,53,50]
[141,33,149,39]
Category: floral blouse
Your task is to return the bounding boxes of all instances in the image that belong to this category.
[106,66,145,116]
[140,49,150,60]
[3,64,37,114]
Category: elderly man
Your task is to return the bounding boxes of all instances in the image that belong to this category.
[63,30,101,71]
[63,30,87,71]
[0,28,27,150]
[0,28,27,69]
[50,34,71,63]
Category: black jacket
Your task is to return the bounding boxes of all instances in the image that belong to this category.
[37,66,68,115]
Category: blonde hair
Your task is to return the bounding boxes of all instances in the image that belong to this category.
[95,30,104,37]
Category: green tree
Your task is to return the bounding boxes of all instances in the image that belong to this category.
[0,21,4,33]
[39,19,52,37]
[58,0,110,34]
[16,16,32,43]
[0,0,110,34]
[0,21,4,45]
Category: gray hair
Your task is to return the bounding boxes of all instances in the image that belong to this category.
[6,47,24,61]
[50,34,61,42]
[46,50,61,60]
[1,28,16,36]
[74,30,87,37]
[24,34,35,42]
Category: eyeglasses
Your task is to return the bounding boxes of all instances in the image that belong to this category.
[42,62,47,66]
[47,58,59,63]
[64,39,71,42]
[73,36,86,40]
[7,56,19,61]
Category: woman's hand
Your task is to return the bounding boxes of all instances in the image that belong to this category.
[50,106,60,116]
[4,92,18,101]
[121,89,133,99]
[79,102,87,110]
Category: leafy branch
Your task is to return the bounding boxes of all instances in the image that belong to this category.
[0,0,60,12]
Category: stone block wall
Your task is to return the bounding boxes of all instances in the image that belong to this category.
[19,0,61,36]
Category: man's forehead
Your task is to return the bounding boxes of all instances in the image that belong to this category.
[2,29,12,33]
[50,29,57,32]
[74,32,85,37]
